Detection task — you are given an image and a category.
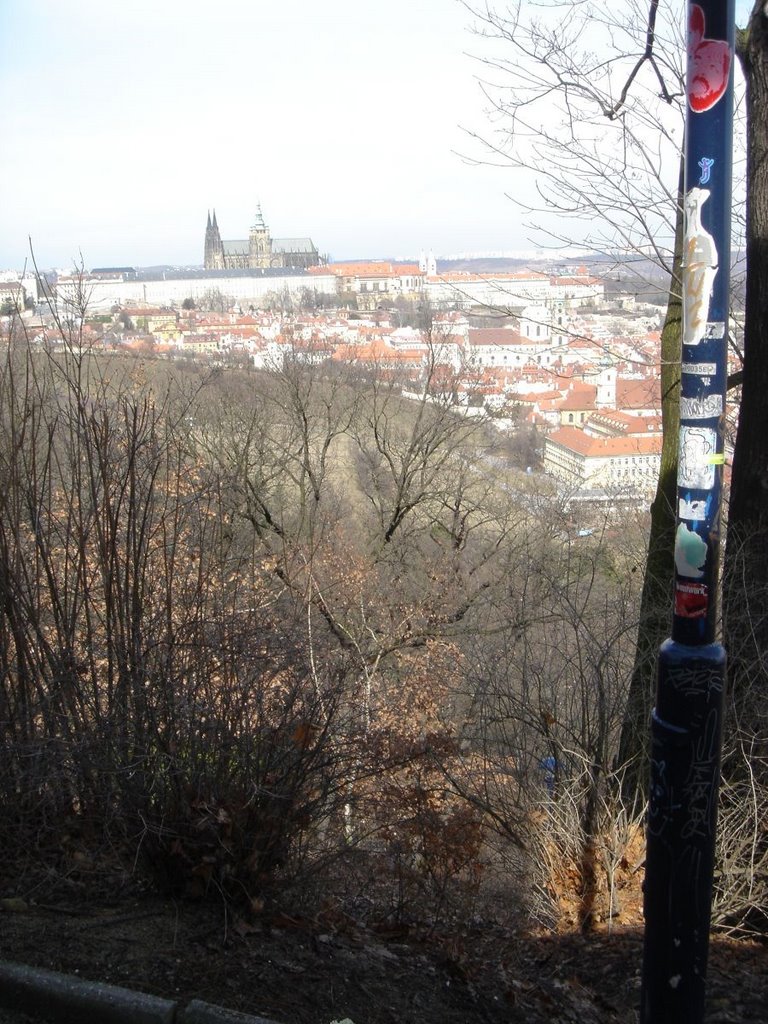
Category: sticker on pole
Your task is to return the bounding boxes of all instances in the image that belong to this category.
[688,4,731,113]
[675,580,709,618]
[679,425,718,489]
[683,187,718,348]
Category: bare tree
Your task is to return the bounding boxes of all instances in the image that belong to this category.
[0,318,353,898]
[462,0,689,795]
[462,0,685,278]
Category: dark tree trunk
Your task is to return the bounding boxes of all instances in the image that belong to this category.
[617,157,684,804]
[724,9,768,753]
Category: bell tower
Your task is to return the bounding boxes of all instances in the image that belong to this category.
[248,204,272,268]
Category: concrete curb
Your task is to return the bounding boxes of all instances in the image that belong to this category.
[179,1002,280,1024]
[0,962,282,1024]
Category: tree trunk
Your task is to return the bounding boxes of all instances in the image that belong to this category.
[724,9,768,757]
[617,156,684,805]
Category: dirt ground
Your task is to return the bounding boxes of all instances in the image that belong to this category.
[1,887,766,1024]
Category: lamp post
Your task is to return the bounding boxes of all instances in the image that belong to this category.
[640,2,734,1021]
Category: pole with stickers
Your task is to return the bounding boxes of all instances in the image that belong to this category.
[640,2,734,1021]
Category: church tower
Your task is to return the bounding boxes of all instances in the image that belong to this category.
[248,204,272,268]
[419,250,437,275]
[204,210,223,269]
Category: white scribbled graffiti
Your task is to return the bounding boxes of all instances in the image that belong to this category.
[680,394,723,419]
[679,425,717,489]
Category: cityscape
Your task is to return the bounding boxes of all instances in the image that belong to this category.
[0,202,691,510]
[0,2,762,1022]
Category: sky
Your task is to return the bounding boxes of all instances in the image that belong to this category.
[0,0,755,271]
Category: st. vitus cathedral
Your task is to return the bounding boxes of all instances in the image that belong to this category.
[204,204,320,270]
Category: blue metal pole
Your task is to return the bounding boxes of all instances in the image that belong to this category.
[640,2,734,1021]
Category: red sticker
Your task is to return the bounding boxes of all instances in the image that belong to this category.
[675,580,708,618]
[688,4,731,113]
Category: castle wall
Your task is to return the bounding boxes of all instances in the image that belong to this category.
[56,272,338,312]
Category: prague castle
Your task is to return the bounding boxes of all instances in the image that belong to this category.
[204,205,320,271]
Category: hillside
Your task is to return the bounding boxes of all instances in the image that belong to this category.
[1,891,766,1023]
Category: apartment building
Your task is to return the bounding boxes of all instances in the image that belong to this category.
[544,425,661,495]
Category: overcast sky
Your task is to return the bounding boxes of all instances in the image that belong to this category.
[0,0,753,271]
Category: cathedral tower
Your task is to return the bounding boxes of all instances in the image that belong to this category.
[248,204,272,268]
[204,210,223,269]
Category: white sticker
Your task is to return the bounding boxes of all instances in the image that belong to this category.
[680,394,723,419]
[683,188,718,348]
[679,425,718,489]
[682,362,716,375]
[679,495,710,521]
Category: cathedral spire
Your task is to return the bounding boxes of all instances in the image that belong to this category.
[204,209,223,269]
[252,202,267,230]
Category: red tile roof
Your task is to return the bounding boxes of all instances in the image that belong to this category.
[467,327,527,347]
[587,410,662,435]
[319,262,422,278]
[558,383,597,410]
[616,376,660,410]
[548,426,661,457]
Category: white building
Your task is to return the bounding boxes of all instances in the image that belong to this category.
[544,426,661,496]
[425,269,552,310]
[465,320,564,370]
[55,269,339,314]
[549,272,605,307]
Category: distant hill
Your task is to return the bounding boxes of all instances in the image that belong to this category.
[436,258,537,274]
[435,254,617,275]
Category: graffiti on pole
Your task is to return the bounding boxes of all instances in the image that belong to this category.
[641,3,734,1021]
[672,2,732,645]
